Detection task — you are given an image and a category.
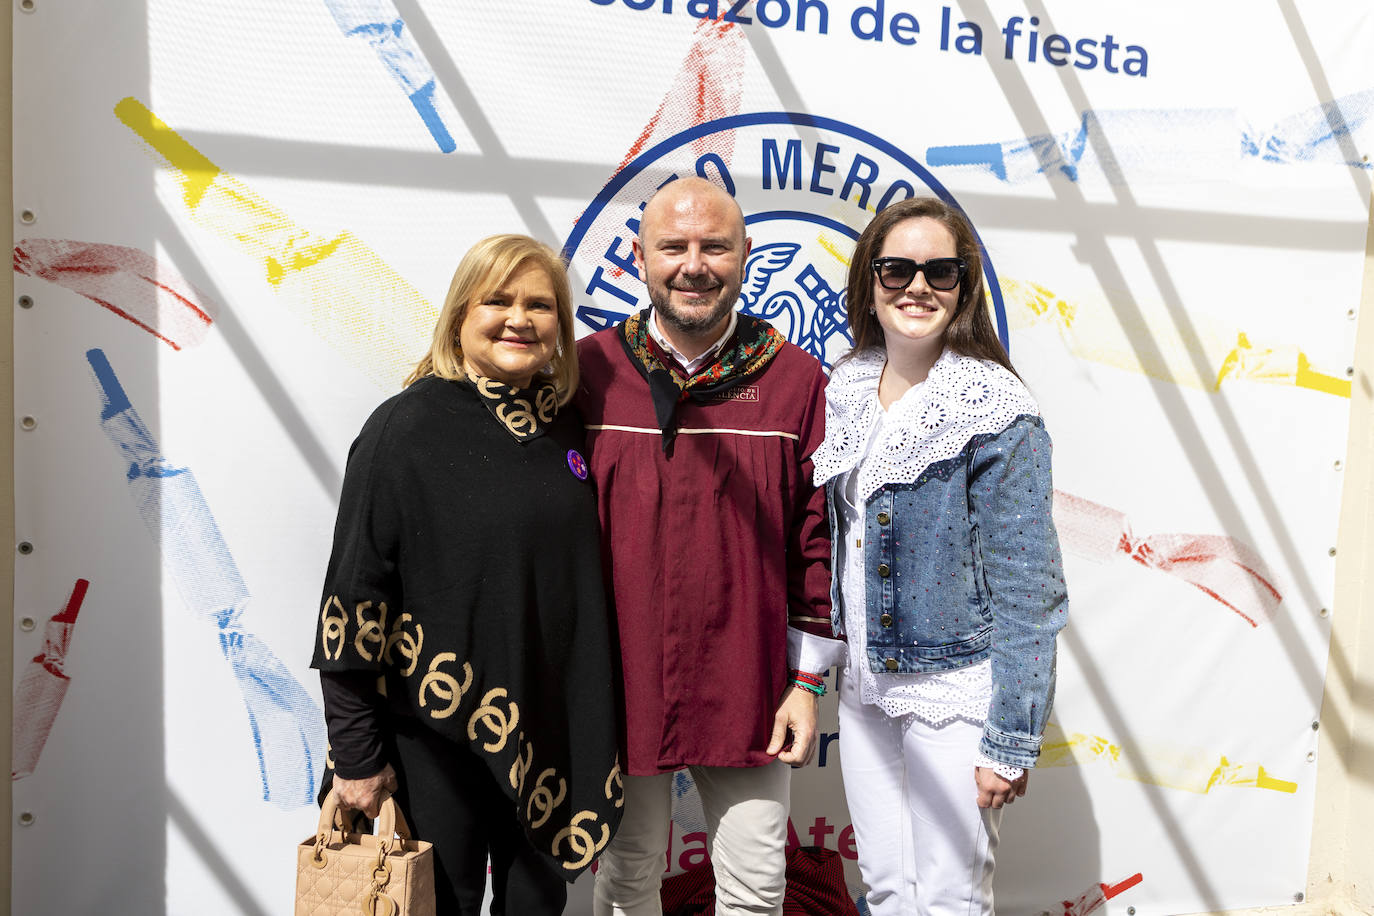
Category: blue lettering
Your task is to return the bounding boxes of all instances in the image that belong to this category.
[585,266,640,307]
[1102,33,1121,72]
[757,0,788,28]
[851,0,883,40]
[695,153,736,197]
[1001,15,1023,59]
[1042,33,1070,66]
[818,731,840,767]
[1073,37,1098,69]
[877,180,916,211]
[762,138,804,190]
[797,0,828,33]
[589,0,827,32]
[954,20,982,55]
[724,0,752,24]
[1123,46,1148,77]
[890,11,918,45]
[577,304,633,332]
[603,237,639,278]
[810,142,840,195]
[840,153,881,209]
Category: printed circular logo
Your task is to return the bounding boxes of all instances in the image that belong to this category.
[563,112,1006,368]
[566,449,589,480]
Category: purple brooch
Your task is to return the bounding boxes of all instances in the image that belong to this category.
[566,449,589,480]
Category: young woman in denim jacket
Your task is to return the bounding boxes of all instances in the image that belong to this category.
[812,198,1069,916]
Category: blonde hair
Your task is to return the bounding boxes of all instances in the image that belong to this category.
[404,234,579,404]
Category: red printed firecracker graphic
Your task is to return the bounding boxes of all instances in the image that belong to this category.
[1053,491,1283,627]
[13,579,89,780]
[14,239,216,350]
[1056,873,1145,916]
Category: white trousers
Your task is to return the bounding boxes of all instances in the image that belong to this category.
[838,674,1001,916]
[592,763,791,916]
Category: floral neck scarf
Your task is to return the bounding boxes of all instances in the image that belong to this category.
[618,308,785,452]
[464,369,559,442]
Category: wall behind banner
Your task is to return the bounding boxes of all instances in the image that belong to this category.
[7,3,1374,915]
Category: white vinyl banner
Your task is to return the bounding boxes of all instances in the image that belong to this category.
[11,2,1373,913]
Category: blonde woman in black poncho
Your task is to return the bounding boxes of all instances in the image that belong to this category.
[312,235,623,914]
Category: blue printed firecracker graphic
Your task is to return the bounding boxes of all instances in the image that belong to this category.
[926,88,1374,185]
[322,0,458,153]
[85,348,326,808]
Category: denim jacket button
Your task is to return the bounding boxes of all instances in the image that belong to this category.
[884,657,899,671]
[876,511,890,525]
[879,613,894,627]
[877,563,891,577]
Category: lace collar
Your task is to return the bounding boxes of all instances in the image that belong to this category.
[812,348,1039,500]
[463,369,559,442]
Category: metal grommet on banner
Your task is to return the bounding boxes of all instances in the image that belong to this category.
[19,209,36,224]
[20,617,36,632]
[19,0,36,11]
[1346,367,1356,377]
[1294,892,1305,903]
[18,295,34,309]
[1319,607,1330,618]
[17,812,35,826]
[1311,720,1320,731]
[20,416,37,431]
[1333,459,1343,470]
[17,541,34,556]
[1306,751,1316,762]
[1328,547,1337,557]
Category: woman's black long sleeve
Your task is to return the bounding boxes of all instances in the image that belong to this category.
[319,670,388,779]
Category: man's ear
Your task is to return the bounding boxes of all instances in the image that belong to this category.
[631,237,646,277]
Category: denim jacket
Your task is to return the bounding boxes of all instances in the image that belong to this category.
[812,349,1069,768]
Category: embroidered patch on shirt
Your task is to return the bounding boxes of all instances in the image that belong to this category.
[702,385,760,402]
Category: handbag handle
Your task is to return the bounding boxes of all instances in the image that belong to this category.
[315,788,417,847]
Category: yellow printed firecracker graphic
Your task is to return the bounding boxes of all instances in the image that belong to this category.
[1039,722,1298,794]
[114,96,437,390]
[1001,277,1350,398]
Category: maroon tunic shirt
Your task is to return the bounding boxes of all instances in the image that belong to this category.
[576,327,832,775]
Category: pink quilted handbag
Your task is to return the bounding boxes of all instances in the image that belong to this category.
[295,789,435,916]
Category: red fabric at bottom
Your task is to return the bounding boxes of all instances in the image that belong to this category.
[659,846,861,916]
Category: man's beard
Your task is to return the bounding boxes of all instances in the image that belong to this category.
[649,283,737,336]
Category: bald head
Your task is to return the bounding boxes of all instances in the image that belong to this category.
[632,177,753,358]
[641,177,747,245]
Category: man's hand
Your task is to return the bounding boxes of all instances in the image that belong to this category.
[766,684,820,765]
[975,766,1028,809]
[333,763,398,819]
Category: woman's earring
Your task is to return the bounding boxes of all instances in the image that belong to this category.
[868,306,877,314]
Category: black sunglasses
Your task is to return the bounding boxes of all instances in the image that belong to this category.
[871,257,967,291]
